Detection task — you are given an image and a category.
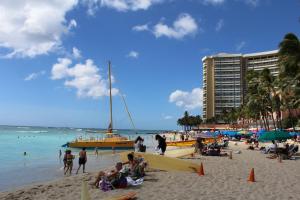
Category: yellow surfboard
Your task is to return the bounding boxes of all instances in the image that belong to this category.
[164,147,195,158]
[104,192,136,200]
[119,152,199,173]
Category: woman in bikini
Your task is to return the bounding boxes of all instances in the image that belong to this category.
[64,150,75,175]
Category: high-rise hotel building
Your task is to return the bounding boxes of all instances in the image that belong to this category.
[202,50,279,121]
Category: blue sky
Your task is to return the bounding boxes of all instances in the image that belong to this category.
[0,0,299,130]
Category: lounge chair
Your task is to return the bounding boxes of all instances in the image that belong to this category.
[288,145,299,159]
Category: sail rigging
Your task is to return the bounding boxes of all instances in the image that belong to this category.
[108,61,113,133]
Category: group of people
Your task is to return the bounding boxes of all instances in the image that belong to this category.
[61,148,87,175]
[134,135,167,155]
[261,140,299,159]
[195,137,228,156]
[93,153,147,191]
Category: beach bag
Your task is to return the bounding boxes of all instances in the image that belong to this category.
[139,144,146,152]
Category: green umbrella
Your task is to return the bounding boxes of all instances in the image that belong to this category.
[258,131,292,141]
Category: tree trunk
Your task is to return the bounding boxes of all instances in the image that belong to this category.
[288,108,295,131]
[271,112,276,130]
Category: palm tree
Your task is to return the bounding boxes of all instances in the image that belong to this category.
[278,33,300,130]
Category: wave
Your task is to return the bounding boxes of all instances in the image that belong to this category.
[16,126,30,129]
[16,130,49,133]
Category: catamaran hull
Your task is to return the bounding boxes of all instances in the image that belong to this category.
[66,141,135,149]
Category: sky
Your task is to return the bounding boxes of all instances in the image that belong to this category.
[0,0,299,130]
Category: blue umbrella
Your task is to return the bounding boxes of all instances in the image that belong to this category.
[289,132,300,136]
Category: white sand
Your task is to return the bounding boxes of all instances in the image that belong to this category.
[1,142,300,200]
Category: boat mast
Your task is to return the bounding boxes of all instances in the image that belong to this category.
[108,61,113,133]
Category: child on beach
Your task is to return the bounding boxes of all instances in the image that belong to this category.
[64,150,75,175]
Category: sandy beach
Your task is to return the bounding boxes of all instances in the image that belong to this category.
[1,142,299,200]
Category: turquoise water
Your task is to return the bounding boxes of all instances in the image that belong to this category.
[0,126,161,191]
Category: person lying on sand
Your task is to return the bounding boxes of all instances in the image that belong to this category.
[94,162,127,189]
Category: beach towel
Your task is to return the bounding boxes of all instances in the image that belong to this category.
[99,178,113,192]
[126,177,144,186]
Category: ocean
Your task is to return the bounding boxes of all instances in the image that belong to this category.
[0,125,161,191]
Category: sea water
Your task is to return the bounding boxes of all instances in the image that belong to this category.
[0,126,161,191]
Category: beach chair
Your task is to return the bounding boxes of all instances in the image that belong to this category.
[267,147,277,154]
[288,145,299,159]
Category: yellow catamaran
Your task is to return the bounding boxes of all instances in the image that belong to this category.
[65,61,135,149]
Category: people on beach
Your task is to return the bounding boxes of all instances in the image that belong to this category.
[94,162,127,190]
[59,149,62,158]
[180,134,185,141]
[63,150,67,171]
[195,137,204,154]
[76,148,87,174]
[23,152,27,156]
[263,140,277,154]
[95,147,98,157]
[123,153,147,179]
[135,136,146,152]
[64,150,75,175]
[155,134,167,155]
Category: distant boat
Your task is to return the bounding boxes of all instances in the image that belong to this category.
[65,61,134,149]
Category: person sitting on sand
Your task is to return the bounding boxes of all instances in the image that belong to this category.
[76,148,87,174]
[64,150,75,175]
[123,153,147,179]
[263,140,277,154]
[195,137,204,154]
[94,162,127,189]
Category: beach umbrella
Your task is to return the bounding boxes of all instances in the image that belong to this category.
[256,129,266,137]
[238,130,252,135]
[289,132,300,136]
[258,131,292,141]
[196,132,215,138]
[226,131,239,137]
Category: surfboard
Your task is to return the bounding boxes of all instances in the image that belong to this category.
[105,192,137,200]
[119,152,199,173]
[164,147,195,158]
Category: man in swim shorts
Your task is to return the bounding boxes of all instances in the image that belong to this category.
[76,148,87,174]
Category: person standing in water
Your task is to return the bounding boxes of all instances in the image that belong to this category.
[59,149,62,158]
[95,147,99,157]
[155,134,167,155]
[64,150,74,175]
[76,148,87,174]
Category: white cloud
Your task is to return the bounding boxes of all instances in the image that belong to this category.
[83,0,163,13]
[127,51,139,58]
[202,0,225,5]
[153,13,198,39]
[51,58,119,98]
[236,41,246,51]
[24,70,46,81]
[215,19,224,32]
[244,0,260,7]
[163,115,173,120]
[132,24,149,32]
[169,88,203,110]
[72,47,82,59]
[0,0,78,58]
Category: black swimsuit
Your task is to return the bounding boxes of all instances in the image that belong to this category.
[79,157,86,165]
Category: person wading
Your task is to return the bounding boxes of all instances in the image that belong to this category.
[76,148,87,174]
